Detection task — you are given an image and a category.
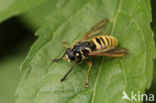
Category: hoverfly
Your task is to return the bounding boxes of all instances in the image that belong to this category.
[53,18,128,87]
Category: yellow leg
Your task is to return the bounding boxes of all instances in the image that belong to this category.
[85,60,92,87]
[62,40,69,48]
[71,40,79,47]
[62,40,79,48]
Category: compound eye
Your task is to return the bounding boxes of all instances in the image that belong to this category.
[69,54,75,61]
[69,52,75,61]
[66,48,71,53]
[65,48,75,61]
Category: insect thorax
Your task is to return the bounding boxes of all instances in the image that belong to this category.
[72,41,94,61]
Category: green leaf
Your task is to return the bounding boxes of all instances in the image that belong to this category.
[151,0,156,44]
[16,0,155,103]
[0,0,48,23]
[150,0,156,97]
[19,0,58,30]
[0,56,23,103]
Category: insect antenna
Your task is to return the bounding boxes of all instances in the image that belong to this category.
[52,53,65,62]
[52,58,63,62]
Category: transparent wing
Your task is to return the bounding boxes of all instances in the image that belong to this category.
[83,18,109,40]
[88,47,128,57]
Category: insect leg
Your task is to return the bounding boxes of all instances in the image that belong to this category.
[62,40,69,48]
[63,40,79,48]
[85,59,92,87]
[60,61,79,82]
[71,40,79,47]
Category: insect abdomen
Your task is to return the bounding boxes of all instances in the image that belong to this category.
[91,35,118,50]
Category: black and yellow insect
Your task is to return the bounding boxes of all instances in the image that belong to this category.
[53,18,128,87]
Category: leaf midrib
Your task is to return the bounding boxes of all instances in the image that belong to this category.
[91,0,123,102]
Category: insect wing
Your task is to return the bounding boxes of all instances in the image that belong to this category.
[88,47,128,57]
[83,18,109,40]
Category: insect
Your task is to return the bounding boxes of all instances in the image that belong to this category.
[53,18,128,87]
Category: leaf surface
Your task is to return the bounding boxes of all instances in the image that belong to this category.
[19,0,58,30]
[16,0,155,103]
[0,0,47,23]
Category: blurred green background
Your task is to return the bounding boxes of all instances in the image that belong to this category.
[0,0,155,103]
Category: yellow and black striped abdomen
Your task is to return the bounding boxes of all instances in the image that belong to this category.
[91,35,118,50]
